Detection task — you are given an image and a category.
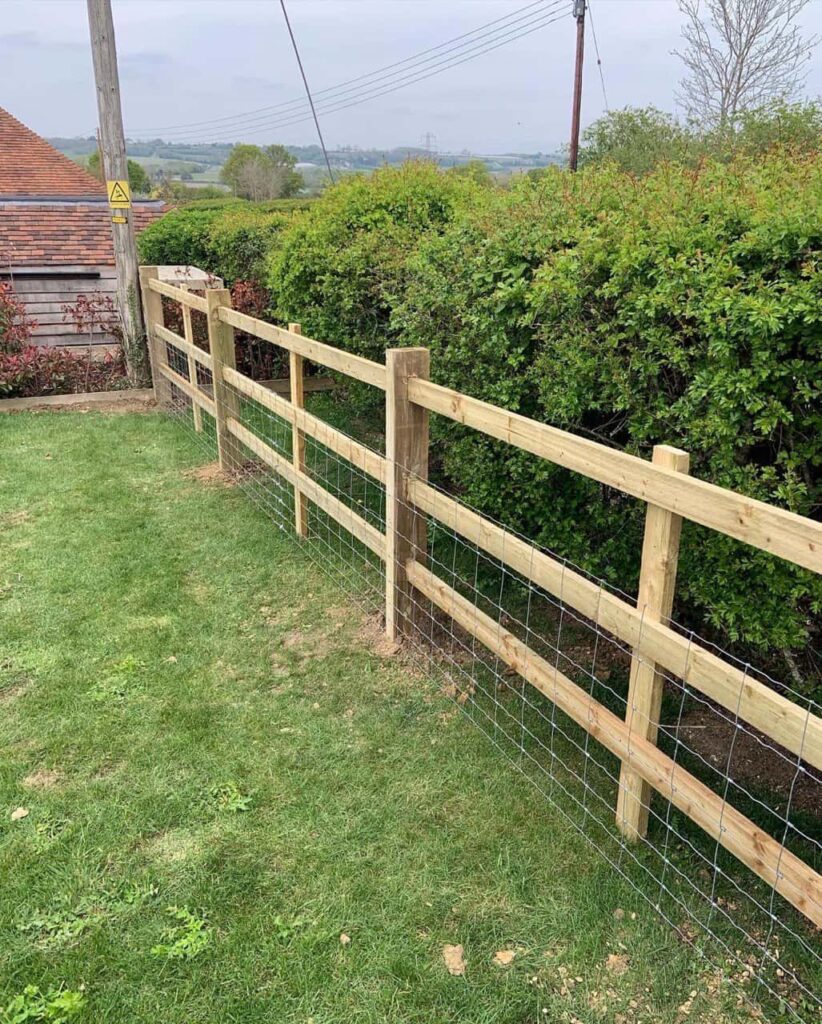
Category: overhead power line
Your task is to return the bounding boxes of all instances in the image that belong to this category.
[587,0,610,112]
[127,0,567,141]
[130,0,550,136]
[278,0,335,184]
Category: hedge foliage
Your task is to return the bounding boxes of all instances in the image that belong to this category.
[137,158,822,683]
[137,197,313,283]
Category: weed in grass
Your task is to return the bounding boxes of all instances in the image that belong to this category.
[0,984,85,1024]
[209,782,253,814]
[150,906,211,961]
[18,884,158,952]
[271,913,309,942]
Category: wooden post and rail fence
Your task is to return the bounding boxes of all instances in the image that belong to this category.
[138,266,822,931]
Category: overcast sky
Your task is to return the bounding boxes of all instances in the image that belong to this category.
[2,0,822,153]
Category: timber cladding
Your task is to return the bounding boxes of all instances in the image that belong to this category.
[140,268,822,938]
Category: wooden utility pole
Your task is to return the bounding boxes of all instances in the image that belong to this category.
[568,0,586,171]
[87,0,148,384]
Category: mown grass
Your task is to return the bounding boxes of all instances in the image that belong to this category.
[0,410,761,1023]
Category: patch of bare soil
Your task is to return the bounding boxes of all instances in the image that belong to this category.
[182,462,235,487]
[1,510,31,528]
[678,706,822,817]
[23,769,63,789]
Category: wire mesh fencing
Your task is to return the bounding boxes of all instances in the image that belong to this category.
[151,300,821,1024]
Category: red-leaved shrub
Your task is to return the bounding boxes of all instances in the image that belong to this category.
[0,283,128,398]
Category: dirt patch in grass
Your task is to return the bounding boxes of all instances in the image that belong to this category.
[143,828,201,863]
[23,768,63,789]
[182,462,235,487]
[1,509,32,528]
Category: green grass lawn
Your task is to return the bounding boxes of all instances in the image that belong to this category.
[0,410,760,1024]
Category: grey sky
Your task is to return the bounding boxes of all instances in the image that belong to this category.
[2,0,822,152]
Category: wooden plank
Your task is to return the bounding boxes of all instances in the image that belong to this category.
[289,323,308,538]
[385,348,430,642]
[158,363,216,417]
[153,323,213,370]
[223,367,386,483]
[206,288,239,471]
[259,376,337,395]
[147,276,209,313]
[406,378,822,575]
[406,558,822,929]
[217,306,387,390]
[407,478,822,772]
[0,389,153,413]
[617,445,690,840]
[138,266,172,405]
[181,286,202,433]
[225,417,385,559]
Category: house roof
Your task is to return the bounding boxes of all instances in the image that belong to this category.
[0,107,106,199]
[0,203,165,267]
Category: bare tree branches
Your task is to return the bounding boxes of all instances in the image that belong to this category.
[675,0,818,128]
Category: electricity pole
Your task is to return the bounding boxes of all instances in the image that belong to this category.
[568,0,586,171]
[87,0,148,384]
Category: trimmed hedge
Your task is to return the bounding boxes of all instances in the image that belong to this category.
[268,155,822,683]
[137,197,314,283]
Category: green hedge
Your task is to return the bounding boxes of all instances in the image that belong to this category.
[137,197,314,283]
[267,155,822,683]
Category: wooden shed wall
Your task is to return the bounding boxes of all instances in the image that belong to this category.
[4,266,119,348]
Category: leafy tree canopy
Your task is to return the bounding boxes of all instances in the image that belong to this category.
[220,144,304,201]
[87,151,152,195]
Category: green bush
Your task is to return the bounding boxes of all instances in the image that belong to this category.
[396,155,821,672]
[266,161,483,360]
[137,198,314,283]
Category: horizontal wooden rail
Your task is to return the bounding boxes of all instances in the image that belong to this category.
[408,478,822,772]
[158,363,216,417]
[154,323,213,370]
[217,307,387,391]
[223,367,387,483]
[226,416,385,559]
[147,277,209,313]
[406,558,822,928]
[261,376,337,396]
[407,378,822,574]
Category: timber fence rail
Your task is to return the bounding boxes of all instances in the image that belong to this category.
[139,266,822,1021]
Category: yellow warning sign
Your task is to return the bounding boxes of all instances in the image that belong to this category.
[107,179,131,209]
[111,215,127,224]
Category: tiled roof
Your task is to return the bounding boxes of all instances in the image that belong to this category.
[0,107,105,198]
[0,203,166,267]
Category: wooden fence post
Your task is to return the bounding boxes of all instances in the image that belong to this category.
[617,443,690,841]
[137,265,171,405]
[289,323,308,538]
[385,347,430,642]
[206,287,239,472]
[180,285,202,433]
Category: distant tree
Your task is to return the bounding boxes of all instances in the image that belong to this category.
[578,106,697,174]
[675,0,818,129]
[151,179,229,205]
[220,144,303,201]
[447,159,494,186]
[87,152,152,195]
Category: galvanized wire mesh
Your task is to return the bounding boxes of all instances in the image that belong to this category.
[159,335,821,1023]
